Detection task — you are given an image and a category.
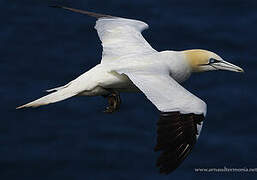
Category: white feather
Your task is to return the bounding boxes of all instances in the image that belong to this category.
[117,70,207,116]
[16,88,78,109]
[95,17,156,63]
[45,83,71,92]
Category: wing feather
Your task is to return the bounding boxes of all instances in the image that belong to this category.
[119,71,207,115]
[95,18,157,63]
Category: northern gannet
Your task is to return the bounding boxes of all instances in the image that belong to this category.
[17,6,244,174]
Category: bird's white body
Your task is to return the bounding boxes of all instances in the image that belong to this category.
[76,51,190,97]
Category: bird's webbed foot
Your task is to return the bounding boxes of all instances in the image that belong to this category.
[103,91,121,113]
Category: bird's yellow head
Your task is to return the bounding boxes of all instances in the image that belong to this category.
[183,49,244,73]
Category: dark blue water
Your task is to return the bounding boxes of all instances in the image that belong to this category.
[1,0,257,179]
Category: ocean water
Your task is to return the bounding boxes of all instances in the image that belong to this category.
[1,0,257,179]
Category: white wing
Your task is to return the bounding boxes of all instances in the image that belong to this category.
[50,6,157,63]
[95,18,157,63]
[118,70,207,174]
[119,71,207,115]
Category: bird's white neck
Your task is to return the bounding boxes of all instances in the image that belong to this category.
[160,51,192,83]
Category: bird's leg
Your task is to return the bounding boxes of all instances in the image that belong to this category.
[103,91,121,113]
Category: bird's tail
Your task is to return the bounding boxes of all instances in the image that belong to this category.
[16,65,104,109]
[16,87,78,109]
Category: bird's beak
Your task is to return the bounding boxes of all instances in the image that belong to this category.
[211,60,244,73]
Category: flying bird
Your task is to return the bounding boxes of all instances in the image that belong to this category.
[17,6,244,174]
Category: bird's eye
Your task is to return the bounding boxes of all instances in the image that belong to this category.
[209,58,219,64]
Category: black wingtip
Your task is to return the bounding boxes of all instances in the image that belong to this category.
[49,5,63,9]
[48,5,114,19]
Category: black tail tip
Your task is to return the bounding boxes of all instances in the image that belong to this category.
[49,5,62,8]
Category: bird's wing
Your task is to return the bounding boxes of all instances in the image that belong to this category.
[118,70,207,174]
[51,6,157,63]
[95,17,157,63]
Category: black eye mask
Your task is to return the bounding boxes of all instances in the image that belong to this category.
[199,58,220,66]
[208,58,220,64]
